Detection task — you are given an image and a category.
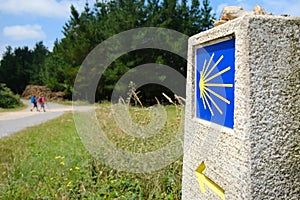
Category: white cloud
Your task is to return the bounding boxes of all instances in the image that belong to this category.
[0,0,95,18]
[3,24,46,41]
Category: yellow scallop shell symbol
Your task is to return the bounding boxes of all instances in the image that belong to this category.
[199,53,233,116]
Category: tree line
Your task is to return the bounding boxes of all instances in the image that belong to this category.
[0,0,215,103]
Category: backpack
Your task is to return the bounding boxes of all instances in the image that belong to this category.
[30,96,34,103]
[37,97,42,104]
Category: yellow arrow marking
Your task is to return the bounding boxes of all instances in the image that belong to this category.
[195,161,225,200]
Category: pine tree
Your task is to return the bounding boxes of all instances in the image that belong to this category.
[43,0,216,102]
[199,0,215,31]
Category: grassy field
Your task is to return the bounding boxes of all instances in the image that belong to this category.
[0,103,184,199]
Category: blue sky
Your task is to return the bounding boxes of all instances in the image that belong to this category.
[0,0,300,59]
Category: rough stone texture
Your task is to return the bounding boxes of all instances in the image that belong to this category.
[253,5,266,15]
[220,6,245,21]
[215,5,268,27]
[183,15,300,200]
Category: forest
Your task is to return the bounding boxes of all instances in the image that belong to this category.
[0,0,215,103]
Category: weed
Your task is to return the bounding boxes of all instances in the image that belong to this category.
[0,102,184,199]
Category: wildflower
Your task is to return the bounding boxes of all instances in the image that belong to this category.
[67,181,72,187]
[60,161,65,166]
[75,166,80,170]
[50,177,54,181]
[69,168,73,171]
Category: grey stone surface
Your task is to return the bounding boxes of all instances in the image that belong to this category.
[182,15,300,199]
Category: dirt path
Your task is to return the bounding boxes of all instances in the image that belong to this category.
[0,100,92,138]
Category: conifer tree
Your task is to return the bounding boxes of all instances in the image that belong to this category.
[0,0,215,101]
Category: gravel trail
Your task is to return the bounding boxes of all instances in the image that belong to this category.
[0,100,77,138]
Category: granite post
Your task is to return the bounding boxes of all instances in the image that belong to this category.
[182,15,300,199]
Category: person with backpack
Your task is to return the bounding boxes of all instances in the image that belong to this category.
[30,95,39,112]
[39,95,46,112]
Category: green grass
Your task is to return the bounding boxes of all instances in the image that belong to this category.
[0,103,184,199]
[0,102,27,112]
[56,100,95,106]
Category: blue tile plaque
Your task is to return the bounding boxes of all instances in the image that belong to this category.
[195,39,235,128]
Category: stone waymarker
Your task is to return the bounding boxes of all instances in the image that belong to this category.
[182,15,299,199]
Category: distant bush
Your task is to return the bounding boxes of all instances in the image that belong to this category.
[0,83,22,108]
